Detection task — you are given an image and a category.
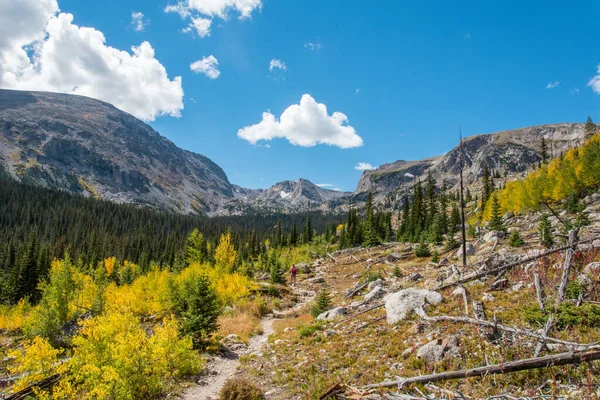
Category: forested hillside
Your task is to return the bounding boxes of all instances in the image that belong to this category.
[0,167,344,305]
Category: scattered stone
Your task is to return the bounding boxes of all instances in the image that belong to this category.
[297,262,311,274]
[489,278,508,291]
[316,307,348,321]
[456,243,476,259]
[511,283,524,292]
[325,329,337,338]
[387,253,404,262]
[305,277,325,284]
[484,230,505,243]
[583,262,600,278]
[481,293,496,302]
[385,288,443,325]
[364,286,386,303]
[408,273,422,282]
[368,279,384,291]
[438,257,449,266]
[502,211,514,220]
[401,347,415,358]
[416,335,460,363]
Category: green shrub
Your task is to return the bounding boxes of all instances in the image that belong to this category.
[414,240,431,258]
[431,250,440,263]
[219,377,264,400]
[508,230,524,247]
[523,303,600,330]
[297,321,324,338]
[392,266,403,278]
[266,285,280,297]
[363,271,384,282]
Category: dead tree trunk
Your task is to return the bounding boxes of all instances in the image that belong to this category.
[364,348,600,389]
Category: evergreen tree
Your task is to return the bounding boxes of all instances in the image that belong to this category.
[269,254,286,285]
[585,116,596,140]
[541,137,549,164]
[508,230,524,247]
[363,192,381,247]
[481,165,492,209]
[539,214,554,248]
[488,195,506,232]
[311,285,332,318]
[304,205,313,243]
[414,239,431,258]
[428,213,444,245]
[449,205,461,236]
[289,223,298,246]
[173,275,221,349]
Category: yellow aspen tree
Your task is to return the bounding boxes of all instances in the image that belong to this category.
[214,232,237,272]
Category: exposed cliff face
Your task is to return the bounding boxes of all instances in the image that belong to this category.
[0,89,233,215]
[355,123,585,202]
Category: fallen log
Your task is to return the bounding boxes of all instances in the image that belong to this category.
[421,313,595,347]
[437,235,600,291]
[364,347,600,389]
[5,374,61,400]
[344,282,368,298]
[333,303,385,327]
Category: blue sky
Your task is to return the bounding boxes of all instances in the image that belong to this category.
[4,1,600,192]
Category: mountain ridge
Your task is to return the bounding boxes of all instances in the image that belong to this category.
[0,89,586,216]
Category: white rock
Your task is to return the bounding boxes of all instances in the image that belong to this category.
[317,307,348,321]
[481,293,496,302]
[364,286,386,303]
[456,243,476,259]
[385,288,443,325]
[368,279,384,291]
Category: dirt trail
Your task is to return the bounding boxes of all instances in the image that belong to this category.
[180,286,312,399]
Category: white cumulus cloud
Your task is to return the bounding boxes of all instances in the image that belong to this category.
[183,16,212,37]
[165,0,262,38]
[131,12,147,32]
[269,58,286,72]
[0,0,183,121]
[190,55,220,79]
[588,64,600,94]
[238,94,362,148]
[546,81,560,89]
[355,162,376,171]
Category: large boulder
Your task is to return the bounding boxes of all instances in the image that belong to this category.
[368,279,384,291]
[456,243,476,259]
[317,307,348,321]
[416,335,461,363]
[384,288,443,325]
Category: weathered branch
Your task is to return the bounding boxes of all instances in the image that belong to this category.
[555,230,579,308]
[344,282,368,299]
[420,313,594,347]
[364,347,600,389]
[333,303,384,327]
[533,271,545,313]
[437,235,600,291]
[4,374,61,400]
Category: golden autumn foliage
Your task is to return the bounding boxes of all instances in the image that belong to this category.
[51,312,202,399]
[7,336,62,391]
[214,232,237,272]
[483,134,600,219]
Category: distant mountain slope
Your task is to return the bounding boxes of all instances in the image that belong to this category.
[0,89,234,215]
[223,179,350,215]
[356,123,585,202]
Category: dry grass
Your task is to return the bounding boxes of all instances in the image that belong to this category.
[218,312,261,343]
[272,314,313,334]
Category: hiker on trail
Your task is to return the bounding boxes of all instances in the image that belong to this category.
[290,264,297,285]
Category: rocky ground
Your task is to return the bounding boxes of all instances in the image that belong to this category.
[238,194,600,399]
